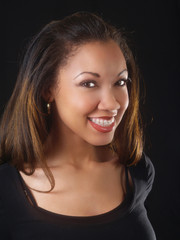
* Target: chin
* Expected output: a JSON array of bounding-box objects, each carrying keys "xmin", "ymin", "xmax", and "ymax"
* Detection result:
[{"xmin": 87, "ymin": 135, "xmax": 114, "ymax": 146}]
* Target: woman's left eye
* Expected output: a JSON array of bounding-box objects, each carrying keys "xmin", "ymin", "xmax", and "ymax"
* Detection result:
[{"xmin": 115, "ymin": 79, "xmax": 128, "ymax": 86}]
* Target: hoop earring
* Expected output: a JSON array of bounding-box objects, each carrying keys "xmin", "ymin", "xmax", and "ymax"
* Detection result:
[{"xmin": 47, "ymin": 103, "xmax": 51, "ymax": 115}]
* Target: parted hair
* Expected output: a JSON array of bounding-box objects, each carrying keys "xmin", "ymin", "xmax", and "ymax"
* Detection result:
[{"xmin": 0, "ymin": 12, "xmax": 143, "ymax": 190}]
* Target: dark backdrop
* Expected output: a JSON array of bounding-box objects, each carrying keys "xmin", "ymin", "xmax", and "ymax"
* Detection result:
[{"xmin": 2, "ymin": 1, "xmax": 180, "ymax": 239}]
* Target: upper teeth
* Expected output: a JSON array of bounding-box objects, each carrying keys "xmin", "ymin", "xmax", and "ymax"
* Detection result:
[{"xmin": 90, "ymin": 117, "xmax": 115, "ymax": 127}]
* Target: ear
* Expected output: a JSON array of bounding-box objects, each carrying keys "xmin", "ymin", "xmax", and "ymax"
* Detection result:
[{"xmin": 41, "ymin": 86, "xmax": 54, "ymax": 103}]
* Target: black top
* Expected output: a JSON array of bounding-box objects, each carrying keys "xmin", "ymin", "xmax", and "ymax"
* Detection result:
[{"xmin": 0, "ymin": 153, "xmax": 156, "ymax": 240}]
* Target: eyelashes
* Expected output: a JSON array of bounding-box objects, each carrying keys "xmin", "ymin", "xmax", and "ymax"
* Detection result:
[
  {"xmin": 114, "ymin": 78, "xmax": 131, "ymax": 87},
  {"xmin": 79, "ymin": 78, "xmax": 131, "ymax": 88},
  {"xmin": 80, "ymin": 80, "xmax": 96, "ymax": 88}
]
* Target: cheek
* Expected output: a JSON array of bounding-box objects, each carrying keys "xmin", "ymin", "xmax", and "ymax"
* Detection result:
[
  {"xmin": 119, "ymin": 88, "xmax": 129, "ymax": 111},
  {"xmin": 116, "ymin": 89, "xmax": 129, "ymax": 123},
  {"xmin": 123, "ymin": 92, "xmax": 129, "ymax": 110},
  {"xmin": 54, "ymin": 88, "xmax": 98, "ymax": 119}
]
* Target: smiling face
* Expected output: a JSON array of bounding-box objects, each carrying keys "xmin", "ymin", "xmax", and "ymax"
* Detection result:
[{"xmin": 49, "ymin": 40, "xmax": 129, "ymax": 146}]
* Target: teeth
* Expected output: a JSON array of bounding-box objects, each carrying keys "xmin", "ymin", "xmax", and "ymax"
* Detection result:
[{"xmin": 90, "ymin": 117, "xmax": 114, "ymax": 127}]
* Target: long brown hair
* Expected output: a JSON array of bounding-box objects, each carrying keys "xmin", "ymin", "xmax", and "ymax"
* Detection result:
[{"xmin": 0, "ymin": 12, "xmax": 143, "ymax": 189}]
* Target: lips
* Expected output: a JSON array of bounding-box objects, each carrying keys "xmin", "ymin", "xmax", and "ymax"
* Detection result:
[{"xmin": 88, "ymin": 117, "xmax": 115, "ymax": 133}]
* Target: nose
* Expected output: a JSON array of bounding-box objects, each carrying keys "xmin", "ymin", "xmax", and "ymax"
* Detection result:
[{"xmin": 98, "ymin": 89, "xmax": 120, "ymax": 111}]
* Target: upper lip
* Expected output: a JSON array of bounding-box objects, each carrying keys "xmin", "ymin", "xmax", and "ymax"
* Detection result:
[{"xmin": 88, "ymin": 115, "xmax": 116, "ymax": 120}]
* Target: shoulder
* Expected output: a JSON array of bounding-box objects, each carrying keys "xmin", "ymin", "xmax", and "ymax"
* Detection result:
[
  {"xmin": 128, "ymin": 153, "xmax": 155, "ymax": 200},
  {"xmin": 134, "ymin": 153, "xmax": 154, "ymax": 181},
  {"xmin": 0, "ymin": 162, "xmax": 15, "ymax": 180},
  {"xmin": 0, "ymin": 162, "xmax": 18, "ymax": 196},
  {"xmin": 0, "ymin": 163, "xmax": 16, "ymax": 236},
  {"xmin": 0, "ymin": 162, "xmax": 11, "ymax": 175}
]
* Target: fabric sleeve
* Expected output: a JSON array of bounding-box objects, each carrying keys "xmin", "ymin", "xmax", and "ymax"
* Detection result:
[
  {"xmin": 0, "ymin": 197, "xmax": 11, "ymax": 239},
  {"xmin": 144, "ymin": 154, "xmax": 155, "ymax": 194},
  {"xmin": 0, "ymin": 164, "xmax": 12, "ymax": 239},
  {"xmin": 140, "ymin": 153, "xmax": 155, "ymax": 202},
  {"xmin": 129, "ymin": 153, "xmax": 155, "ymax": 203}
]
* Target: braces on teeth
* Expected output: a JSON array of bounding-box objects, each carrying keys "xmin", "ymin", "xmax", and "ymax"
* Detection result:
[{"xmin": 90, "ymin": 118, "xmax": 114, "ymax": 127}]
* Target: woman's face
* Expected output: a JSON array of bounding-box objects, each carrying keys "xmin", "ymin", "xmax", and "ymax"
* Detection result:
[{"xmin": 50, "ymin": 40, "xmax": 129, "ymax": 146}]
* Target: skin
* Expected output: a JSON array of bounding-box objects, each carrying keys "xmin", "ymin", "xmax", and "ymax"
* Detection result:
[
  {"xmin": 46, "ymin": 40, "xmax": 129, "ymax": 165},
  {"xmin": 20, "ymin": 40, "xmax": 131, "ymax": 216}
]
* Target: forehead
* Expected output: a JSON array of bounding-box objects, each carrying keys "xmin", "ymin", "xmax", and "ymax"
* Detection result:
[{"xmin": 59, "ymin": 40, "xmax": 127, "ymax": 77}]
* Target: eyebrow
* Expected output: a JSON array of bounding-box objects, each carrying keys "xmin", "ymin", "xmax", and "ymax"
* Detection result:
[{"xmin": 74, "ymin": 69, "xmax": 128, "ymax": 79}]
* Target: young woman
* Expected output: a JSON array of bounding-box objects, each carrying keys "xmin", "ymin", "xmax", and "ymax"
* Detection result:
[{"xmin": 0, "ymin": 12, "xmax": 156, "ymax": 239}]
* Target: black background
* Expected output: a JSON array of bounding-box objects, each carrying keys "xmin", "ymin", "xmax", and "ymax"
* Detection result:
[{"xmin": 1, "ymin": 0, "xmax": 180, "ymax": 239}]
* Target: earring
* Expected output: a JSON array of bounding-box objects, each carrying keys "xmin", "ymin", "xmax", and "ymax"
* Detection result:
[{"xmin": 47, "ymin": 102, "xmax": 51, "ymax": 115}]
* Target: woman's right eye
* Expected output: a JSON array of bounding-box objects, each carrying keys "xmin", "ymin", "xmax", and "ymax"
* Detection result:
[{"xmin": 80, "ymin": 81, "xmax": 96, "ymax": 88}]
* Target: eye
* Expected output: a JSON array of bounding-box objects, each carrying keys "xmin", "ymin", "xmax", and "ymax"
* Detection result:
[
  {"xmin": 80, "ymin": 81, "xmax": 96, "ymax": 88},
  {"xmin": 115, "ymin": 78, "xmax": 130, "ymax": 87}
]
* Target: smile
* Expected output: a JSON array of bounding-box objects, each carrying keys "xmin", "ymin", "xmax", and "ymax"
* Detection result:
[
  {"xmin": 88, "ymin": 117, "xmax": 115, "ymax": 133},
  {"xmin": 89, "ymin": 117, "xmax": 115, "ymax": 127}
]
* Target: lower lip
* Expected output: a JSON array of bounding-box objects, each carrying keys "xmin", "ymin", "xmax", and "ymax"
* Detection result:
[{"xmin": 88, "ymin": 119, "xmax": 115, "ymax": 133}]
